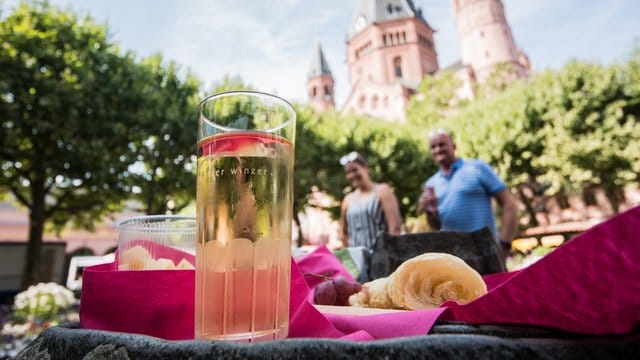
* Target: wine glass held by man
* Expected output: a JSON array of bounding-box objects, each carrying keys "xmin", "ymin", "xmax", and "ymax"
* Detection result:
[{"xmin": 339, "ymin": 152, "xmax": 402, "ymax": 251}]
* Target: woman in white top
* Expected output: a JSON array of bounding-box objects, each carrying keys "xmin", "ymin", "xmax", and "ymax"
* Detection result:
[{"xmin": 339, "ymin": 152, "xmax": 402, "ymax": 250}]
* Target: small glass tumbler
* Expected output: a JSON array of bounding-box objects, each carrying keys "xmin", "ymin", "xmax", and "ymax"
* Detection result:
[{"xmin": 117, "ymin": 215, "xmax": 196, "ymax": 271}]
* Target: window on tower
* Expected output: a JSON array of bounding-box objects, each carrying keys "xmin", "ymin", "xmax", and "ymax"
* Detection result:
[
  {"xmin": 324, "ymin": 85, "xmax": 331, "ymax": 97},
  {"xmin": 312, "ymin": 87, "xmax": 317, "ymax": 97},
  {"xmin": 419, "ymin": 34, "xmax": 432, "ymax": 49},
  {"xmin": 393, "ymin": 56, "xmax": 403, "ymax": 78},
  {"xmin": 371, "ymin": 95, "xmax": 379, "ymax": 110},
  {"xmin": 355, "ymin": 41, "xmax": 373, "ymax": 59},
  {"xmin": 358, "ymin": 95, "xmax": 366, "ymax": 109}
]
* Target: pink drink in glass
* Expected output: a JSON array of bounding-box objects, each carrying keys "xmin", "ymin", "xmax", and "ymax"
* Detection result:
[{"xmin": 196, "ymin": 131, "xmax": 293, "ymax": 341}]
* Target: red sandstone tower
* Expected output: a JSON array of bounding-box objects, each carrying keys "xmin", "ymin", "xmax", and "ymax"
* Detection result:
[
  {"xmin": 307, "ymin": 42, "xmax": 335, "ymax": 113},
  {"xmin": 307, "ymin": 0, "xmax": 531, "ymax": 120},
  {"xmin": 452, "ymin": 0, "xmax": 530, "ymax": 82},
  {"xmin": 342, "ymin": 0, "xmax": 438, "ymax": 122}
]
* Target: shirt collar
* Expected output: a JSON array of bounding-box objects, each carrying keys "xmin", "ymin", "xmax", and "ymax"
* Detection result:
[{"xmin": 438, "ymin": 158, "xmax": 463, "ymax": 179}]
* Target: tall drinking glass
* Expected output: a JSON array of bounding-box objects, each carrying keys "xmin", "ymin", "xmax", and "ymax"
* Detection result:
[{"xmin": 196, "ymin": 91, "xmax": 296, "ymax": 342}]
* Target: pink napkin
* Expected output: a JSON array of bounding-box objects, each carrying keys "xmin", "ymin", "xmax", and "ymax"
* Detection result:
[
  {"xmin": 324, "ymin": 308, "xmax": 447, "ymax": 339},
  {"xmin": 291, "ymin": 245, "xmax": 445, "ymax": 340},
  {"xmin": 481, "ymin": 270, "xmax": 519, "ymax": 291},
  {"xmin": 288, "ymin": 258, "xmax": 345, "ymax": 339},
  {"xmin": 296, "ymin": 205, "xmax": 640, "ymax": 337},
  {"xmin": 295, "ymin": 245, "xmax": 355, "ymax": 287},
  {"xmin": 80, "ymin": 243, "xmax": 369, "ymax": 341},
  {"xmin": 442, "ymin": 205, "xmax": 640, "ymax": 334},
  {"xmin": 81, "ymin": 206, "xmax": 640, "ymax": 341},
  {"xmin": 80, "ymin": 261, "xmax": 195, "ymax": 340}
]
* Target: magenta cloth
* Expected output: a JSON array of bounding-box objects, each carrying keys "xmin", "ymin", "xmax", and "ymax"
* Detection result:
[
  {"xmin": 80, "ymin": 245, "xmax": 353, "ymax": 341},
  {"xmin": 325, "ymin": 308, "xmax": 447, "ymax": 339},
  {"xmin": 295, "ymin": 245, "xmax": 355, "ymax": 288},
  {"xmin": 442, "ymin": 205, "xmax": 640, "ymax": 334},
  {"xmin": 288, "ymin": 257, "xmax": 442, "ymax": 341},
  {"xmin": 290, "ymin": 245, "xmax": 445, "ymax": 340},
  {"xmin": 288, "ymin": 259, "xmax": 345, "ymax": 338},
  {"xmin": 338, "ymin": 330, "xmax": 375, "ymax": 341},
  {"xmin": 81, "ymin": 207, "xmax": 640, "ymax": 341},
  {"xmin": 80, "ymin": 261, "xmax": 195, "ymax": 340},
  {"xmin": 482, "ymin": 270, "xmax": 519, "ymax": 291}
]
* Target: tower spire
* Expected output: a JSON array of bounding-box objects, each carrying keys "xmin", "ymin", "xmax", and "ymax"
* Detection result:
[
  {"xmin": 453, "ymin": 0, "xmax": 530, "ymax": 82},
  {"xmin": 308, "ymin": 42, "xmax": 332, "ymax": 79},
  {"xmin": 307, "ymin": 42, "xmax": 335, "ymax": 113}
]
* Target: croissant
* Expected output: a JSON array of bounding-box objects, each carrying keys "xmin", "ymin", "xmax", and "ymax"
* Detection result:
[
  {"xmin": 349, "ymin": 252, "xmax": 487, "ymax": 310},
  {"xmin": 348, "ymin": 277, "xmax": 395, "ymax": 309}
]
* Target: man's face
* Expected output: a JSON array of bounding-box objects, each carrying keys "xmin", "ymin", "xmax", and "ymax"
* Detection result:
[{"xmin": 429, "ymin": 134, "xmax": 456, "ymax": 167}]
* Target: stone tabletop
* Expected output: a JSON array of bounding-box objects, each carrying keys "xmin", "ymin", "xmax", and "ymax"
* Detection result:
[{"xmin": 17, "ymin": 322, "xmax": 640, "ymax": 359}]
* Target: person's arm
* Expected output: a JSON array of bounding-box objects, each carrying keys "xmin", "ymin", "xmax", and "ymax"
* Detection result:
[
  {"xmin": 476, "ymin": 161, "xmax": 516, "ymax": 246},
  {"xmin": 339, "ymin": 195, "xmax": 350, "ymax": 248},
  {"xmin": 494, "ymin": 188, "xmax": 517, "ymax": 248},
  {"xmin": 377, "ymin": 184, "xmax": 403, "ymax": 235}
]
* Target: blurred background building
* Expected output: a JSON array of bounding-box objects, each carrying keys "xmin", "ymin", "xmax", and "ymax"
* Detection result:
[{"xmin": 307, "ymin": 0, "xmax": 531, "ymax": 121}]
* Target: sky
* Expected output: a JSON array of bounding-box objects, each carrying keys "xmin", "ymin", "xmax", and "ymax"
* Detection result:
[{"xmin": 2, "ymin": 0, "xmax": 639, "ymax": 106}]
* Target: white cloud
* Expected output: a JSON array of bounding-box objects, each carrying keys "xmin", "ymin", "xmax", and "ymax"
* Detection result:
[
  {"xmin": 160, "ymin": 0, "xmax": 349, "ymax": 104},
  {"xmin": 4, "ymin": 0, "xmax": 638, "ymax": 108}
]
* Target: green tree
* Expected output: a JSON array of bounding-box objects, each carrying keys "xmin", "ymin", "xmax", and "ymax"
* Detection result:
[
  {"xmin": 293, "ymin": 107, "xmax": 435, "ymax": 239},
  {"xmin": 205, "ymin": 75, "xmax": 251, "ymax": 95},
  {"xmin": 406, "ymin": 51, "xmax": 640, "ymax": 227},
  {"xmin": 0, "ymin": 1, "xmax": 149, "ymax": 287},
  {"xmin": 406, "ymin": 70, "xmax": 462, "ymax": 127},
  {"xmin": 125, "ymin": 56, "xmax": 201, "ymax": 215},
  {"xmin": 440, "ymin": 58, "xmax": 640, "ymax": 223},
  {"xmin": 534, "ymin": 61, "xmax": 639, "ymax": 212},
  {"xmin": 443, "ymin": 80, "xmax": 547, "ymax": 226}
]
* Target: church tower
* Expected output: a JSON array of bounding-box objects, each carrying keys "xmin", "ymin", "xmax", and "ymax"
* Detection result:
[
  {"xmin": 453, "ymin": 0, "xmax": 530, "ymax": 82},
  {"xmin": 307, "ymin": 42, "xmax": 335, "ymax": 113},
  {"xmin": 342, "ymin": 0, "xmax": 438, "ymax": 121}
]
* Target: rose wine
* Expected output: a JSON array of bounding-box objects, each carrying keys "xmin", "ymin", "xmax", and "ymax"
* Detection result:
[{"xmin": 196, "ymin": 131, "xmax": 293, "ymax": 341}]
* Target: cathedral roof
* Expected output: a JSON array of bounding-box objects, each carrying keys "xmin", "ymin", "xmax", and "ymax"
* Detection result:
[
  {"xmin": 308, "ymin": 42, "xmax": 332, "ymax": 79},
  {"xmin": 348, "ymin": 0, "xmax": 430, "ymax": 39}
]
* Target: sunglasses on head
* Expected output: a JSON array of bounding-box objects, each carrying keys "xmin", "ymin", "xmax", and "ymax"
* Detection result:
[{"xmin": 340, "ymin": 151, "xmax": 360, "ymax": 166}]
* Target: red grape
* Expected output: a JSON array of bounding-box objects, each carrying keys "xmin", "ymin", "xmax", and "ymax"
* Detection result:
[
  {"xmin": 314, "ymin": 280, "xmax": 337, "ymax": 305},
  {"xmin": 332, "ymin": 275, "xmax": 363, "ymax": 306}
]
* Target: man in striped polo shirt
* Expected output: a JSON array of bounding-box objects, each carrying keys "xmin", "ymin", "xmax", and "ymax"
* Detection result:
[{"xmin": 418, "ymin": 130, "xmax": 517, "ymax": 252}]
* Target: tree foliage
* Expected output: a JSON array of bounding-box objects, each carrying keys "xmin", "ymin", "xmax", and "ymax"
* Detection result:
[
  {"xmin": 125, "ymin": 56, "xmax": 200, "ymax": 215},
  {"xmin": 1, "ymin": 1, "xmax": 140, "ymax": 287},
  {"xmin": 406, "ymin": 70, "xmax": 461, "ymax": 127},
  {"xmin": 0, "ymin": 1, "xmax": 199, "ymax": 287},
  {"xmin": 407, "ymin": 56, "xmax": 640, "ymax": 223},
  {"xmin": 3, "ymin": 2, "xmax": 639, "ymax": 286},
  {"xmin": 294, "ymin": 108, "xmax": 436, "ymax": 223}
]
